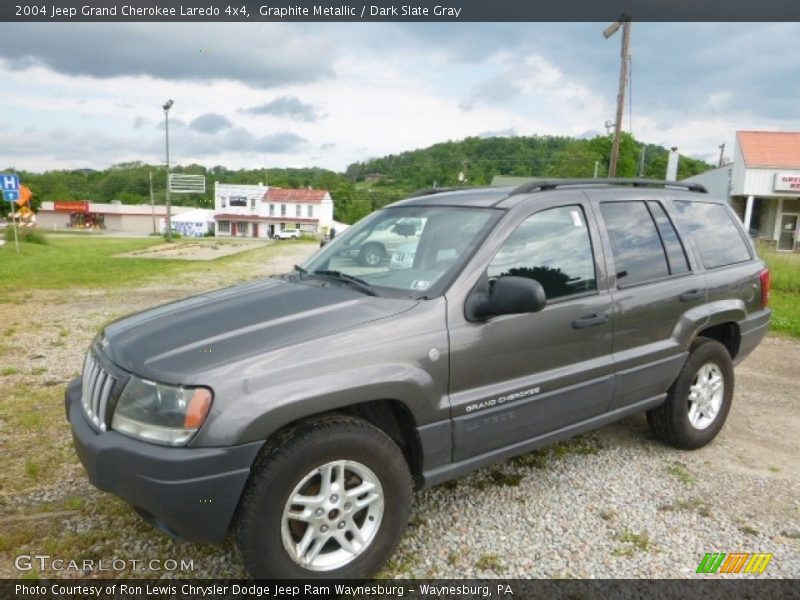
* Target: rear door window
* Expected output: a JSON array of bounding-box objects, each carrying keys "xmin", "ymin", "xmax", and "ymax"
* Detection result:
[
  {"xmin": 647, "ymin": 201, "xmax": 690, "ymax": 275},
  {"xmin": 672, "ymin": 201, "xmax": 751, "ymax": 269},
  {"xmin": 600, "ymin": 201, "xmax": 671, "ymax": 286}
]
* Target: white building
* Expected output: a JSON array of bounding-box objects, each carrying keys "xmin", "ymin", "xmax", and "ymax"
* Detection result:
[
  {"xmin": 213, "ymin": 182, "xmax": 334, "ymax": 238},
  {"xmin": 684, "ymin": 131, "xmax": 800, "ymax": 251},
  {"xmin": 36, "ymin": 200, "xmax": 194, "ymax": 233},
  {"xmin": 162, "ymin": 208, "xmax": 215, "ymax": 238}
]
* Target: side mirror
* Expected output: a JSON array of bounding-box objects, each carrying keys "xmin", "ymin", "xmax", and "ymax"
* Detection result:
[{"xmin": 465, "ymin": 276, "xmax": 546, "ymax": 322}]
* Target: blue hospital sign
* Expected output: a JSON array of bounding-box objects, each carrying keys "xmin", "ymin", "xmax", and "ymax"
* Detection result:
[{"xmin": 1, "ymin": 173, "xmax": 20, "ymax": 202}]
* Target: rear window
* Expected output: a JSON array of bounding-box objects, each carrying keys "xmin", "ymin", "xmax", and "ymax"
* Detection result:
[{"xmin": 673, "ymin": 201, "xmax": 751, "ymax": 269}]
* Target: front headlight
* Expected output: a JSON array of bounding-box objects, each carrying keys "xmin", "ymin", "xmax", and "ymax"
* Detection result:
[{"xmin": 111, "ymin": 376, "xmax": 213, "ymax": 446}]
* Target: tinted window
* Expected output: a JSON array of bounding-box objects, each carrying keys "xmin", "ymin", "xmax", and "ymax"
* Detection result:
[
  {"xmin": 673, "ymin": 201, "xmax": 751, "ymax": 269},
  {"xmin": 647, "ymin": 201, "xmax": 690, "ymax": 275},
  {"xmin": 601, "ymin": 202, "xmax": 670, "ymax": 285},
  {"xmin": 488, "ymin": 206, "xmax": 596, "ymax": 301}
]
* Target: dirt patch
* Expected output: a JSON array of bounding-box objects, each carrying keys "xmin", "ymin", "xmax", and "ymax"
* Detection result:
[{"xmin": 117, "ymin": 240, "xmax": 266, "ymax": 261}]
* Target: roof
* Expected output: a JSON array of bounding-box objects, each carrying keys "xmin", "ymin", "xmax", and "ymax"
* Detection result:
[
  {"xmin": 737, "ymin": 131, "xmax": 800, "ymax": 168},
  {"xmin": 389, "ymin": 187, "xmax": 515, "ymax": 209},
  {"xmin": 263, "ymin": 188, "xmax": 330, "ymax": 203}
]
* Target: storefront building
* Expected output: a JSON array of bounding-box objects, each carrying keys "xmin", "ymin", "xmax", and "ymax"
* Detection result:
[
  {"xmin": 684, "ymin": 131, "xmax": 800, "ymax": 251},
  {"xmin": 213, "ymin": 182, "xmax": 334, "ymax": 238},
  {"xmin": 37, "ymin": 201, "xmax": 195, "ymax": 234}
]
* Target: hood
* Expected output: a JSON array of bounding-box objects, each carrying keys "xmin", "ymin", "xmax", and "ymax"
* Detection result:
[{"xmin": 101, "ymin": 278, "xmax": 417, "ymax": 383}]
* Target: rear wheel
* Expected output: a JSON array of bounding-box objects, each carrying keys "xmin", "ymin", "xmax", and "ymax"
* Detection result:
[
  {"xmin": 236, "ymin": 415, "xmax": 412, "ymax": 579},
  {"xmin": 647, "ymin": 338, "xmax": 734, "ymax": 450}
]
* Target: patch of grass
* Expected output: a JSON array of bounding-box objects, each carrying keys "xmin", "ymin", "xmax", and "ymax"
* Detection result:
[
  {"xmin": 408, "ymin": 515, "xmax": 428, "ymax": 528},
  {"xmin": 442, "ymin": 480, "xmax": 459, "ymax": 491},
  {"xmin": 769, "ymin": 291, "xmax": 800, "ymax": 338},
  {"xmin": 5, "ymin": 228, "xmax": 48, "ymax": 245},
  {"xmin": 475, "ymin": 553, "xmax": 504, "ymax": 573},
  {"xmin": 763, "ymin": 250, "xmax": 800, "ymax": 294},
  {"xmin": 658, "ymin": 497, "xmax": 712, "ymax": 517},
  {"xmin": 599, "ymin": 509, "xmax": 615, "ymax": 521},
  {"xmin": 510, "ymin": 448, "xmax": 549, "ymax": 469},
  {"xmin": 666, "ymin": 461, "xmax": 697, "ymax": 486},
  {"xmin": 0, "ymin": 237, "xmax": 185, "ymax": 295},
  {"xmin": 18, "ymin": 411, "xmax": 43, "ymax": 431},
  {"xmin": 768, "ymin": 465, "xmax": 781, "ymax": 473},
  {"xmin": 25, "ymin": 461, "xmax": 41, "ymax": 479},
  {"xmin": 614, "ymin": 530, "xmax": 650, "ymax": 556},
  {"xmin": 488, "ymin": 470, "xmax": 523, "ymax": 487},
  {"xmin": 1, "ymin": 383, "xmax": 77, "ymax": 495},
  {"xmin": 552, "ymin": 435, "xmax": 602, "ymax": 457},
  {"xmin": 29, "ymin": 367, "xmax": 47, "ymax": 376},
  {"xmin": 1, "ymin": 367, "xmax": 19, "ymax": 376},
  {"xmin": 739, "ymin": 525, "xmax": 759, "ymax": 536},
  {"xmin": 780, "ymin": 530, "xmax": 800, "ymax": 539}
]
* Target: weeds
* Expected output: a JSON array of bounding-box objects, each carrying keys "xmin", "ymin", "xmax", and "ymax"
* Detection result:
[{"xmin": 666, "ymin": 461, "xmax": 697, "ymax": 485}]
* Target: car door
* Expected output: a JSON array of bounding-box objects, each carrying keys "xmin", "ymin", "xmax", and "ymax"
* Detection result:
[
  {"xmin": 594, "ymin": 195, "xmax": 707, "ymax": 410},
  {"xmin": 447, "ymin": 200, "xmax": 614, "ymax": 462}
]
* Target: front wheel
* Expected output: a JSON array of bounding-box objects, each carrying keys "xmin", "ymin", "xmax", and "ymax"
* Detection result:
[
  {"xmin": 235, "ymin": 415, "xmax": 412, "ymax": 579},
  {"xmin": 647, "ymin": 338, "xmax": 734, "ymax": 450},
  {"xmin": 359, "ymin": 244, "xmax": 385, "ymax": 267}
]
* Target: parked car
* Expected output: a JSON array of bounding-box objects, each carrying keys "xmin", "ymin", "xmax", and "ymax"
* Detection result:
[
  {"xmin": 337, "ymin": 217, "xmax": 423, "ymax": 266},
  {"xmin": 274, "ymin": 229, "xmax": 302, "ymax": 240},
  {"xmin": 66, "ymin": 179, "xmax": 770, "ymax": 579}
]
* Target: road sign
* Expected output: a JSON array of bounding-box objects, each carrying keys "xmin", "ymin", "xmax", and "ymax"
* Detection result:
[
  {"xmin": 169, "ymin": 174, "xmax": 206, "ymax": 194},
  {"xmin": 1, "ymin": 173, "xmax": 20, "ymax": 202}
]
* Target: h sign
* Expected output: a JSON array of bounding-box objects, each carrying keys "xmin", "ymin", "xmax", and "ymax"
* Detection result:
[{"xmin": 1, "ymin": 173, "xmax": 20, "ymax": 202}]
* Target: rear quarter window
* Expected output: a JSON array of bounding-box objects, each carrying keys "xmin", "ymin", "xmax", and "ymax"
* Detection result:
[{"xmin": 672, "ymin": 201, "xmax": 752, "ymax": 269}]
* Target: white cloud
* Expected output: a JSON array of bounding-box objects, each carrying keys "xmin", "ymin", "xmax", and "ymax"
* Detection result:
[{"xmin": 0, "ymin": 23, "xmax": 798, "ymax": 173}]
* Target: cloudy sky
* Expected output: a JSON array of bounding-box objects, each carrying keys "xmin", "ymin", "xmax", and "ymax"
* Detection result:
[{"xmin": 0, "ymin": 22, "xmax": 798, "ymax": 173}]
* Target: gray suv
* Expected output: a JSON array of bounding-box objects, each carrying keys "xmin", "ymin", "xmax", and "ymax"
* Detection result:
[{"xmin": 66, "ymin": 179, "xmax": 771, "ymax": 579}]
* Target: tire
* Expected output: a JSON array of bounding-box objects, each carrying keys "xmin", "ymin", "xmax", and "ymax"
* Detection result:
[
  {"xmin": 359, "ymin": 244, "xmax": 385, "ymax": 267},
  {"xmin": 235, "ymin": 415, "xmax": 413, "ymax": 579},
  {"xmin": 647, "ymin": 338, "xmax": 734, "ymax": 450}
]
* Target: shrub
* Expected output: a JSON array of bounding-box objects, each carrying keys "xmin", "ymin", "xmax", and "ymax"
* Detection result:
[{"xmin": 4, "ymin": 227, "xmax": 48, "ymax": 245}]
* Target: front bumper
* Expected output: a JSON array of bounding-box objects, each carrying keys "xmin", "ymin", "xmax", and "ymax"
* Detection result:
[{"xmin": 65, "ymin": 378, "xmax": 263, "ymax": 543}]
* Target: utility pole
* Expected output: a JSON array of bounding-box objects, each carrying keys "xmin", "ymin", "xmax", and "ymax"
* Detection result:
[
  {"xmin": 163, "ymin": 99, "xmax": 174, "ymax": 242},
  {"xmin": 604, "ymin": 15, "xmax": 631, "ymax": 178},
  {"xmin": 149, "ymin": 171, "xmax": 156, "ymax": 234},
  {"xmin": 718, "ymin": 143, "xmax": 726, "ymax": 167},
  {"xmin": 638, "ymin": 146, "xmax": 646, "ymax": 177}
]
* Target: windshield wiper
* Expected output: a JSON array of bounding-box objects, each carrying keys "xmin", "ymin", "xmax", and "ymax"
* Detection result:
[{"xmin": 312, "ymin": 270, "xmax": 377, "ymax": 296}]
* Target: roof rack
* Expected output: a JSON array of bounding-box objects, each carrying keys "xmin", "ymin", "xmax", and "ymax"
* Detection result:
[
  {"xmin": 509, "ymin": 178, "xmax": 708, "ymax": 196},
  {"xmin": 407, "ymin": 186, "xmax": 477, "ymax": 198}
]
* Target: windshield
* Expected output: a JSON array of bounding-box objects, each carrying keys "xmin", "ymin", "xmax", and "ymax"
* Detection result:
[{"xmin": 300, "ymin": 205, "xmax": 499, "ymax": 298}]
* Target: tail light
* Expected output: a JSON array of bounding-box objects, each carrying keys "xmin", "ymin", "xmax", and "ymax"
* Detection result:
[{"xmin": 759, "ymin": 269, "xmax": 770, "ymax": 309}]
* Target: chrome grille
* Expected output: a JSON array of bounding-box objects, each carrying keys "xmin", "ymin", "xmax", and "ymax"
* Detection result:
[{"xmin": 81, "ymin": 352, "xmax": 115, "ymax": 432}]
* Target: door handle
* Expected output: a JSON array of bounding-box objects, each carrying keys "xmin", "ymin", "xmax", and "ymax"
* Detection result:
[
  {"xmin": 573, "ymin": 313, "xmax": 608, "ymax": 329},
  {"xmin": 679, "ymin": 289, "xmax": 703, "ymax": 302}
]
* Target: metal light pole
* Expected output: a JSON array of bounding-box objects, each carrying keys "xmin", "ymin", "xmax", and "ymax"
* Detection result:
[
  {"xmin": 163, "ymin": 99, "xmax": 174, "ymax": 242},
  {"xmin": 603, "ymin": 16, "xmax": 631, "ymax": 178}
]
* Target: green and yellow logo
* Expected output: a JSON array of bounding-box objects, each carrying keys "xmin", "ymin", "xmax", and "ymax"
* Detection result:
[{"xmin": 696, "ymin": 552, "xmax": 773, "ymax": 574}]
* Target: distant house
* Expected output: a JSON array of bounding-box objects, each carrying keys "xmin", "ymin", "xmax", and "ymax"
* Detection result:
[
  {"xmin": 213, "ymin": 182, "xmax": 334, "ymax": 239},
  {"xmin": 684, "ymin": 130, "xmax": 800, "ymax": 251}
]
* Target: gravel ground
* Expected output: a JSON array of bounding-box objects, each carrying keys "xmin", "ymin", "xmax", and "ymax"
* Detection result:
[{"xmin": 1, "ymin": 240, "xmax": 798, "ymax": 579}]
